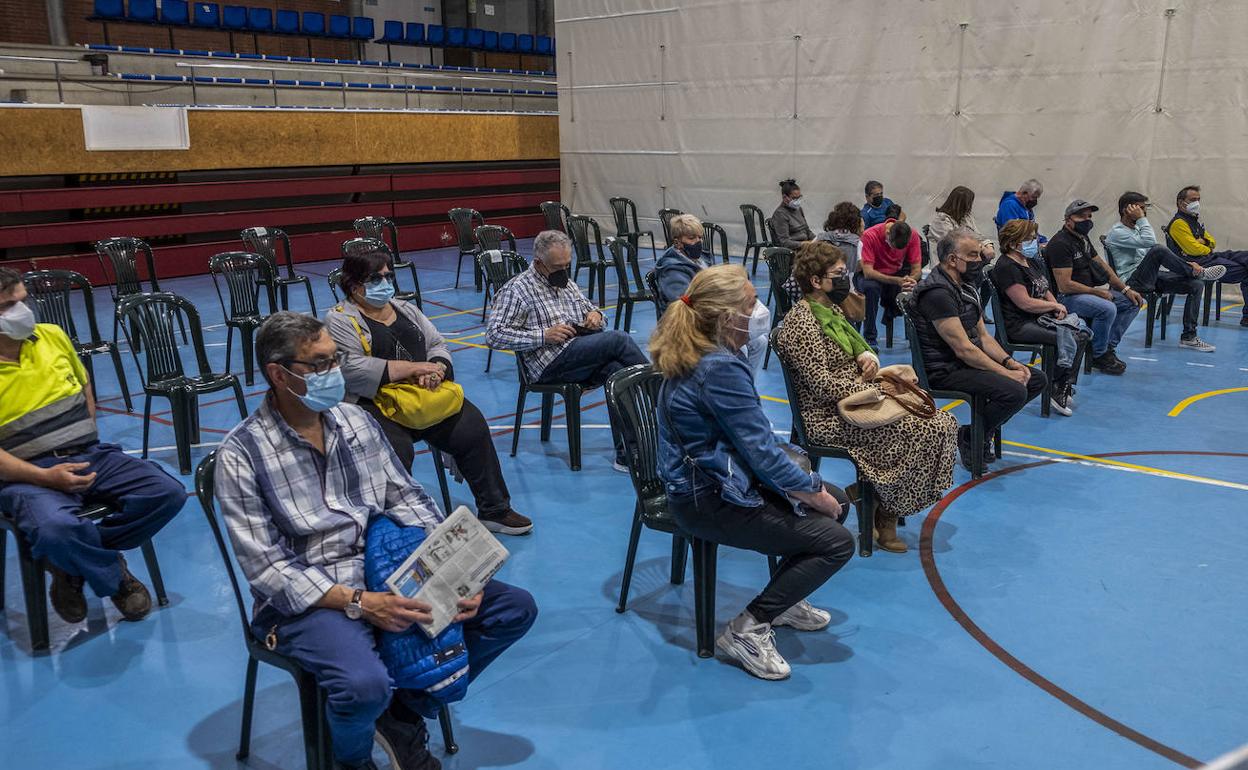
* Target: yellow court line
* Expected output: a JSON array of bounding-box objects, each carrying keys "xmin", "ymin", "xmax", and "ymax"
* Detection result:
[
  {"xmin": 1167, "ymin": 387, "xmax": 1248, "ymax": 417},
  {"xmin": 429, "ymin": 306, "xmax": 484, "ymax": 320},
  {"xmin": 1001, "ymin": 439, "xmax": 1248, "ymax": 490},
  {"xmin": 1220, "ymin": 301, "xmax": 1244, "ymax": 312}
]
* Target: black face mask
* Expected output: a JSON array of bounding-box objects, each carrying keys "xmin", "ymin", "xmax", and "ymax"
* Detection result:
[
  {"xmin": 681, "ymin": 241, "xmax": 704, "ymax": 262},
  {"xmin": 828, "ymin": 276, "xmax": 852, "ymax": 303},
  {"xmin": 544, "ymin": 267, "xmax": 570, "ymax": 289},
  {"xmin": 1023, "ymin": 198, "xmax": 1038, "ymax": 210},
  {"xmin": 1073, "ymin": 219, "xmax": 1094, "ymax": 236},
  {"xmin": 960, "ymin": 259, "xmax": 984, "ymax": 284},
  {"xmin": 870, "ymin": 194, "xmax": 884, "ymax": 207}
]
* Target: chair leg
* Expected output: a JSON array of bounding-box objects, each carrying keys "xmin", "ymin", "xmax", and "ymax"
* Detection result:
[
  {"xmin": 224, "ymin": 326, "xmax": 235, "ymax": 376},
  {"xmin": 232, "ymin": 379, "xmax": 249, "ymax": 419},
  {"xmin": 170, "ymin": 393, "xmax": 192, "ymax": 475},
  {"xmin": 1202, "ymin": 281, "xmax": 1213, "ymax": 326},
  {"xmin": 430, "ymin": 449, "xmax": 453, "ymax": 514},
  {"xmin": 858, "ymin": 479, "xmax": 875, "ymax": 557},
  {"xmin": 616, "ymin": 502, "xmax": 645, "ymax": 613},
  {"xmin": 565, "ymin": 389, "xmax": 582, "ymax": 471},
  {"xmin": 509, "ymin": 388, "xmax": 526, "ymax": 457},
  {"xmin": 295, "ymin": 673, "xmax": 326, "ymax": 770},
  {"xmin": 1145, "ymin": 299, "xmax": 1156, "ymax": 348},
  {"xmin": 237, "ymin": 656, "xmax": 259, "ymax": 760},
  {"xmin": 763, "ymin": 344, "xmax": 772, "ymax": 370},
  {"xmin": 539, "ymin": 393, "xmax": 554, "ymax": 443},
  {"xmin": 1039, "ymin": 349, "xmax": 1053, "ymax": 418},
  {"xmin": 885, "ymin": 318, "xmax": 894, "ymax": 349},
  {"xmin": 455, "ymin": 253, "xmax": 465, "ymax": 289},
  {"xmin": 438, "ymin": 707, "xmax": 458, "ymax": 755},
  {"xmin": 670, "ymin": 534, "xmax": 688, "ymax": 585},
  {"xmin": 241, "ymin": 328, "xmax": 256, "ymax": 387},
  {"xmin": 141, "ymin": 395, "xmax": 153, "ymax": 459},
  {"xmin": 970, "ymin": 402, "xmax": 985, "ymax": 479},
  {"xmin": 108, "ymin": 345, "xmax": 133, "ymax": 412},
  {"xmin": 767, "ymin": 555, "xmax": 780, "ymax": 576},
  {"xmin": 995, "ymin": 427, "xmax": 1003, "ymax": 459},
  {"xmin": 303, "ymin": 279, "xmax": 318, "ymax": 318},
  {"xmin": 15, "ymin": 539, "xmax": 49, "ymax": 652},
  {"xmin": 0, "ymin": 529, "xmax": 6, "ymax": 610},
  {"xmin": 624, "ymin": 300, "xmax": 634, "ymax": 333},
  {"xmin": 140, "ymin": 540, "xmax": 169, "ymax": 606},
  {"xmin": 484, "ymin": 345, "xmax": 494, "ymax": 373},
  {"xmin": 691, "ymin": 538, "xmax": 718, "ymax": 659}
]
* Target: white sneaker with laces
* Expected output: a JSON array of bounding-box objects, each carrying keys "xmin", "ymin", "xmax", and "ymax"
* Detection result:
[
  {"xmin": 715, "ymin": 611, "xmax": 791, "ymax": 680},
  {"xmin": 1179, "ymin": 335, "xmax": 1216, "ymax": 353},
  {"xmin": 772, "ymin": 600, "xmax": 832, "ymax": 631},
  {"xmin": 1199, "ymin": 264, "xmax": 1228, "ymax": 281}
]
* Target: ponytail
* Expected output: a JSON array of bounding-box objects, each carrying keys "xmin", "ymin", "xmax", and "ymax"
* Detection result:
[{"xmin": 649, "ymin": 264, "xmax": 750, "ymax": 378}]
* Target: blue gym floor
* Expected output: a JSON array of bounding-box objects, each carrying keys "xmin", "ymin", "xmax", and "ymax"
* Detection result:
[{"xmin": 3, "ymin": 240, "xmax": 1246, "ymax": 770}]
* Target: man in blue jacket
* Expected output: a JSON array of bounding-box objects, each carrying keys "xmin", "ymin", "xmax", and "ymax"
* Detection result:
[
  {"xmin": 995, "ymin": 179, "xmax": 1046, "ymax": 241},
  {"xmin": 861, "ymin": 180, "xmax": 896, "ymax": 228}
]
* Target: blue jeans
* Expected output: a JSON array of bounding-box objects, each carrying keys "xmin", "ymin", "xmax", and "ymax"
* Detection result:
[
  {"xmin": 1057, "ymin": 291, "xmax": 1140, "ymax": 357},
  {"xmin": 251, "ymin": 579, "xmax": 537, "ymax": 765},
  {"xmin": 0, "ymin": 442, "xmax": 185, "ymax": 597}
]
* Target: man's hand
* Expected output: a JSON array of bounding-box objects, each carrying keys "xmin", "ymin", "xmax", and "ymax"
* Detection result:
[
  {"xmin": 856, "ymin": 353, "xmax": 879, "ymax": 380},
  {"xmin": 41, "ymin": 462, "xmax": 96, "ymax": 493},
  {"xmin": 583, "ymin": 310, "xmax": 605, "ymax": 329},
  {"xmin": 1052, "ymin": 304, "xmax": 1068, "ymax": 320},
  {"xmin": 1124, "ymin": 287, "xmax": 1144, "ymax": 307},
  {"xmin": 452, "ymin": 591, "xmax": 484, "ymax": 623},
  {"xmin": 1094, "ymin": 287, "xmax": 1113, "ymax": 301},
  {"xmin": 543, "ymin": 323, "xmax": 577, "ymax": 344},
  {"xmin": 1005, "ymin": 364, "xmax": 1030, "ymax": 386},
  {"xmin": 1188, "ymin": 261, "xmax": 1204, "ymax": 276},
  {"xmin": 899, "ymin": 276, "xmax": 917, "ymax": 290},
  {"xmin": 361, "ymin": 592, "xmax": 433, "ymax": 633},
  {"xmin": 1126, "ymin": 202, "xmax": 1146, "ymax": 221}
]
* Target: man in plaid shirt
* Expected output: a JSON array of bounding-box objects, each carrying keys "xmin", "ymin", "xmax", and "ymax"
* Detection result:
[
  {"xmin": 215, "ymin": 312, "xmax": 536, "ymax": 770},
  {"xmin": 486, "ymin": 230, "xmax": 647, "ymax": 468}
]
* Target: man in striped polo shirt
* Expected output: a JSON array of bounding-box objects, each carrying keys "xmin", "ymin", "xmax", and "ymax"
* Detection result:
[{"xmin": 0, "ymin": 267, "xmax": 185, "ymax": 626}]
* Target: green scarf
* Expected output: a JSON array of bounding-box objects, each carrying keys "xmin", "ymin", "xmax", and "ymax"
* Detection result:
[{"xmin": 807, "ymin": 299, "xmax": 870, "ymax": 358}]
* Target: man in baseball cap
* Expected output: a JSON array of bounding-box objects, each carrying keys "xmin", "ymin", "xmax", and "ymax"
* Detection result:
[{"xmin": 1046, "ymin": 199, "xmax": 1142, "ymax": 375}]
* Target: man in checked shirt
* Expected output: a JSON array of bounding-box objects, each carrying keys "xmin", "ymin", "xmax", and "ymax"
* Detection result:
[
  {"xmin": 485, "ymin": 230, "xmax": 647, "ymax": 470},
  {"xmin": 215, "ymin": 312, "xmax": 536, "ymax": 770}
]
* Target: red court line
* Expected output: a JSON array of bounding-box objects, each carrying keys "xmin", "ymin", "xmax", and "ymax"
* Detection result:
[
  {"xmin": 920, "ymin": 450, "xmax": 1248, "ymax": 769},
  {"xmin": 95, "ymin": 404, "xmax": 231, "ymax": 435}
]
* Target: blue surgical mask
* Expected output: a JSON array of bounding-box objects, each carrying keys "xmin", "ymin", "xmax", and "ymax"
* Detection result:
[
  {"xmin": 364, "ymin": 277, "xmax": 395, "ymax": 307},
  {"xmin": 789, "ymin": 197, "xmax": 803, "ymax": 209},
  {"xmin": 1021, "ymin": 240, "xmax": 1039, "ymax": 258},
  {"xmin": 287, "ymin": 366, "xmax": 345, "ymax": 412}
]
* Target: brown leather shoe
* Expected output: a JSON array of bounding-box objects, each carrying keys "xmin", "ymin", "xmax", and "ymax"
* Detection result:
[
  {"xmin": 49, "ymin": 565, "xmax": 87, "ymax": 623},
  {"xmin": 874, "ymin": 509, "xmax": 908, "ymax": 554},
  {"xmin": 110, "ymin": 555, "xmax": 152, "ymax": 621},
  {"xmin": 480, "ymin": 510, "xmax": 533, "ymax": 536}
]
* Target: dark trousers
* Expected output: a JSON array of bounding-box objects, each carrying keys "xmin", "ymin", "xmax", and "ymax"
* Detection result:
[
  {"xmin": 537, "ymin": 331, "xmax": 648, "ymax": 460},
  {"xmin": 857, "ymin": 270, "xmax": 907, "ymax": 344},
  {"xmin": 250, "ymin": 579, "xmax": 537, "ymax": 765},
  {"xmin": 1125, "ymin": 245, "xmax": 1204, "ymax": 336},
  {"xmin": 1198, "ymin": 250, "xmax": 1248, "ymax": 317},
  {"xmin": 0, "ymin": 442, "xmax": 185, "ymax": 597},
  {"xmin": 930, "ymin": 365, "xmax": 1047, "ymax": 438},
  {"xmin": 669, "ymin": 487, "xmax": 854, "ymax": 625},
  {"xmin": 360, "ymin": 398, "xmax": 512, "ymax": 519}
]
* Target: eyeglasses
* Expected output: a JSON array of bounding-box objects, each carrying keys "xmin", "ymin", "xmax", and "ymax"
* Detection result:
[
  {"xmin": 365, "ymin": 271, "xmax": 394, "ymax": 284},
  {"xmin": 283, "ymin": 350, "xmax": 347, "ymax": 376}
]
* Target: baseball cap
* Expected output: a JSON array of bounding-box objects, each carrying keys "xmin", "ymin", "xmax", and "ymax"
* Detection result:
[{"xmin": 1064, "ymin": 199, "xmax": 1099, "ymax": 218}]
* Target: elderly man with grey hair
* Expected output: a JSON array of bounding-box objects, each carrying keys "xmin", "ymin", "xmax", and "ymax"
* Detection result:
[
  {"xmin": 908, "ymin": 229, "xmax": 1046, "ymax": 473},
  {"xmin": 214, "ymin": 311, "xmax": 537, "ymax": 770},
  {"xmin": 995, "ymin": 178, "xmax": 1046, "ymax": 243},
  {"xmin": 486, "ymin": 229, "xmax": 647, "ymax": 470}
]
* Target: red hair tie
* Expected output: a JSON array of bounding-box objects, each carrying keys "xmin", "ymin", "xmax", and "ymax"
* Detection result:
[{"xmin": 679, "ymin": 295, "xmax": 692, "ymax": 306}]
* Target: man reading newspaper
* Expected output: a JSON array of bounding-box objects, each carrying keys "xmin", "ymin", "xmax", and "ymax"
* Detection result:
[{"xmin": 215, "ymin": 312, "xmax": 537, "ymax": 770}]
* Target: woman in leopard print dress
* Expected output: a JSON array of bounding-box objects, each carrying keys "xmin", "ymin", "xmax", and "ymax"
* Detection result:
[{"xmin": 774, "ymin": 242, "xmax": 958, "ymax": 553}]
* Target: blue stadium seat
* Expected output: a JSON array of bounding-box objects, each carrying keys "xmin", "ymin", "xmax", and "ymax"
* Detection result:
[
  {"xmin": 160, "ymin": 0, "xmax": 188, "ymax": 25},
  {"xmin": 426, "ymin": 24, "xmax": 445, "ymax": 46},
  {"xmin": 92, "ymin": 0, "xmax": 124, "ymax": 19},
  {"xmin": 128, "ymin": 0, "xmax": 157, "ymax": 22},
  {"xmin": 246, "ymin": 7, "xmax": 272, "ymax": 32},
  {"xmin": 482, "ymin": 30, "xmax": 498, "ymax": 51},
  {"xmin": 446, "ymin": 27, "xmax": 466, "ymax": 47},
  {"xmin": 499, "ymin": 32, "xmax": 516, "ymax": 52},
  {"xmin": 351, "ymin": 17, "xmax": 374, "ymax": 40},
  {"xmin": 518, "ymin": 34, "xmax": 534, "ymax": 53},
  {"xmin": 466, "ymin": 28, "xmax": 484, "ymax": 48},
  {"xmin": 221, "ymin": 6, "xmax": 246, "ymax": 30},
  {"xmin": 536, "ymin": 35, "xmax": 552, "ymax": 55},
  {"xmin": 328, "ymin": 15, "xmax": 350, "ymax": 38},
  {"xmin": 275, "ymin": 9, "xmax": 299, "ymax": 34},
  {"xmin": 192, "ymin": 3, "xmax": 220, "ymax": 28},
  {"xmin": 405, "ymin": 22, "xmax": 425, "ymax": 44},
  {"xmin": 378, "ymin": 20, "xmax": 403, "ymax": 42},
  {"xmin": 301, "ymin": 12, "xmax": 326, "ymax": 36}
]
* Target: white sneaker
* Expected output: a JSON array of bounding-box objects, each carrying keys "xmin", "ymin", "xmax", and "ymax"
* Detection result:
[
  {"xmin": 1199, "ymin": 264, "xmax": 1228, "ymax": 281},
  {"xmin": 1179, "ymin": 335, "xmax": 1216, "ymax": 353},
  {"xmin": 772, "ymin": 599, "xmax": 832, "ymax": 631},
  {"xmin": 715, "ymin": 611, "xmax": 791, "ymax": 680}
]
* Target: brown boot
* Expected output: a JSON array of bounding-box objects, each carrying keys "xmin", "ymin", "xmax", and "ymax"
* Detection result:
[
  {"xmin": 49, "ymin": 565, "xmax": 88, "ymax": 623},
  {"xmin": 110, "ymin": 555, "xmax": 152, "ymax": 622},
  {"xmin": 874, "ymin": 509, "xmax": 907, "ymax": 554}
]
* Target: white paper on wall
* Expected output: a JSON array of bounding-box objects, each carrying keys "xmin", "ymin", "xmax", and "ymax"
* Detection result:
[{"xmin": 81, "ymin": 106, "xmax": 190, "ymax": 151}]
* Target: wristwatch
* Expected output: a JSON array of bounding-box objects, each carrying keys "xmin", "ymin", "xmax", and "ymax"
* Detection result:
[
  {"xmin": 345, "ymin": 588, "xmax": 364, "ymax": 620},
  {"xmin": 1001, "ymin": 356, "xmax": 1014, "ymax": 368}
]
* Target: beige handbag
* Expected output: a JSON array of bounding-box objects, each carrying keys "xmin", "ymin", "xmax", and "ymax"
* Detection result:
[{"xmin": 836, "ymin": 364, "xmax": 938, "ymax": 429}]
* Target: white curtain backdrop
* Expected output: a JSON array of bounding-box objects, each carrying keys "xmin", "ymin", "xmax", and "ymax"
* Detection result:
[{"xmin": 555, "ymin": 0, "xmax": 1248, "ymax": 251}]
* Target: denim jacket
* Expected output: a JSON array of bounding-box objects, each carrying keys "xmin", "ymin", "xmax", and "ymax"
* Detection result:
[{"xmin": 657, "ymin": 348, "xmax": 822, "ymax": 508}]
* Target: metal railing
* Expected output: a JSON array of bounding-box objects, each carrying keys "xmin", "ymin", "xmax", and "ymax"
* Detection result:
[{"xmin": 0, "ymin": 54, "xmax": 80, "ymax": 102}]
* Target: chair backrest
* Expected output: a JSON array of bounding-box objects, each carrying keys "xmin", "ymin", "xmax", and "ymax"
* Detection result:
[
  {"xmin": 327, "ymin": 268, "xmax": 343, "ymax": 303},
  {"xmin": 354, "ymin": 216, "xmax": 400, "ymax": 258},
  {"xmin": 645, "ymin": 269, "xmax": 664, "ymax": 317},
  {"xmin": 210, "ymin": 251, "xmax": 274, "ymax": 321},
  {"xmin": 116, "ymin": 292, "xmax": 211, "ymax": 384},
  {"xmin": 540, "ymin": 200, "xmax": 570, "ymax": 233},
  {"xmin": 475, "ymin": 224, "xmax": 517, "ymax": 254},
  {"xmin": 740, "ymin": 204, "xmax": 769, "ymax": 246},
  {"xmin": 239, "ymin": 226, "xmax": 294, "ymax": 276},
  {"xmin": 448, "ymin": 208, "xmax": 484, "ymax": 252},
  {"xmin": 763, "ymin": 246, "xmax": 795, "ymax": 320},
  {"xmin": 22, "ymin": 269, "xmax": 103, "ymax": 346},
  {"xmin": 476, "ymin": 249, "xmax": 527, "ymax": 297},
  {"xmin": 605, "ymin": 364, "xmax": 669, "ymax": 520},
  {"xmin": 607, "ymin": 238, "xmax": 639, "ymax": 295},
  {"xmin": 95, "ymin": 236, "xmax": 158, "ymax": 297},
  {"xmin": 658, "ymin": 208, "xmax": 683, "ymax": 245},
  {"xmin": 566, "ymin": 215, "xmax": 604, "ymax": 270},
  {"xmin": 768, "ymin": 327, "xmax": 812, "ymax": 447},
  {"xmin": 1098, "ymin": 234, "xmax": 1120, "ymax": 273},
  {"xmin": 608, "ymin": 197, "xmax": 640, "ymax": 236},
  {"xmin": 702, "ymin": 221, "xmax": 730, "ymax": 264},
  {"xmin": 194, "ymin": 451, "xmax": 259, "ymax": 643},
  {"xmin": 766, "ymin": 217, "xmax": 781, "ymax": 245},
  {"xmin": 896, "ymin": 291, "xmax": 935, "ymax": 390}
]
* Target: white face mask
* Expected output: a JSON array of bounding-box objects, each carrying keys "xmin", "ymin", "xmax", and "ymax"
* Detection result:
[
  {"xmin": 788, "ymin": 197, "xmax": 803, "ymax": 209},
  {"xmin": 1186, "ymin": 200, "xmax": 1200, "ymax": 216},
  {"xmin": 0, "ymin": 301, "xmax": 36, "ymax": 341}
]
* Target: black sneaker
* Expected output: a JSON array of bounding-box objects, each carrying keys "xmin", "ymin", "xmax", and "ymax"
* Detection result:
[
  {"xmin": 1050, "ymin": 388, "xmax": 1073, "ymax": 417},
  {"xmin": 1107, "ymin": 349, "xmax": 1128, "ymax": 370},
  {"xmin": 49, "ymin": 565, "xmax": 87, "ymax": 624},
  {"xmin": 982, "ymin": 441, "xmax": 997, "ymax": 464},
  {"xmin": 110, "ymin": 555, "xmax": 152, "ymax": 622},
  {"xmin": 375, "ymin": 706, "xmax": 441, "ymax": 770},
  {"xmin": 1240, "ymin": 315, "xmax": 1248, "ymax": 327},
  {"xmin": 480, "ymin": 509, "xmax": 533, "ymax": 536},
  {"xmin": 1090, "ymin": 352, "xmax": 1126, "ymax": 375}
]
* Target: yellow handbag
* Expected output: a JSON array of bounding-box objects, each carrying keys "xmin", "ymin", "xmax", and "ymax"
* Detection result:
[{"xmin": 342, "ymin": 309, "xmax": 464, "ymax": 430}]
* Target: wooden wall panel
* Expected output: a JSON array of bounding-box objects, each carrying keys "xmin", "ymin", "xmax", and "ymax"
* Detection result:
[{"xmin": 0, "ymin": 107, "xmax": 559, "ymax": 177}]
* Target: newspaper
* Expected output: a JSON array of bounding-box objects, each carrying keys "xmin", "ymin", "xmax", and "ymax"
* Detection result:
[{"xmin": 384, "ymin": 506, "xmax": 510, "ymax": 638}]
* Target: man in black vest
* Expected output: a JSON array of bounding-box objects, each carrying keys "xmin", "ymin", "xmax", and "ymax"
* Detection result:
[
  {"xmin": 1165, "ymin": 185, "xmax": 1248, "ymax": 327},
  {"xmin": 911, "ymin": 229, "xmax": 1046, "ymax": 471}
]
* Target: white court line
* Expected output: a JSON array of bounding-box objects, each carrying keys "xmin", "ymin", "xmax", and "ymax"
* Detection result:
[
  {"xmin": 1127, "ymin": 356, "xmax": 1158, "ymax": 362},
  {"xmin": 1186, "ymin": 362, "xmax": 1216, "ymax": 368},
  {"xmin": 1002, "ymin": 450, "xmax": 1248, "ymax": 492},
  {"xmin": 1241, "ymin": 368, "xmax": 1248, "ymax": 373},
  {"xmin": 489, "ymin": 423, "xmax": 612, "ymax": 430},
  {"xmin": 123, "ymin": 441, "xmax": 220, "ymax": 455}
]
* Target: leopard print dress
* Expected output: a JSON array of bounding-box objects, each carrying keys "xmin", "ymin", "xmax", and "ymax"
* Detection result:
[{"xmin": 775, "ymin": 301, "xmax": 959, "ymax": 518}]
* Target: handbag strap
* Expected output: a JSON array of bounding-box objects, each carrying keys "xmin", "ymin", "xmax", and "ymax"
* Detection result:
[
  {"xmin": 877, "ymin": 372, "xmax": 938, "ymax": 418},
  {"xmin": 338, "ymin": 305, "xmax": 373, "ymax": 357}
]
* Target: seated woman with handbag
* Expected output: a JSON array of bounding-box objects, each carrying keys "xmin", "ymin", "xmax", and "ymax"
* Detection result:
[
  {"xmin": 652, "ymin": 263, "xmax": 855, "ymax": 681},
  {"xmin": 326, "ymin": 244, "xmax": 533, "ymax": 535},
  {"xmin": 773, "ymin": 246, "xmax": 958, "ymax": 553}
]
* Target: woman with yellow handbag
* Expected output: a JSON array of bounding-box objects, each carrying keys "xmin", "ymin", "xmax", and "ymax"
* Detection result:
[{"xmin": 325, "ymin": 243, "xmax": 533, "ymax": 535}]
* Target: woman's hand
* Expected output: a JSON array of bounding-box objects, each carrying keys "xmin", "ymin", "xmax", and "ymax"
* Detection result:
[
  {"xmin": 1052, "ymin": 304, "xmax": 1068, "ymax": 319},
  {"xmin": 791, "ymin": 487, "xmax": 843, "ymax": 519},
  {"xmin": 857, "ymin": 352, "xmax": 879, "ymax": 380}
]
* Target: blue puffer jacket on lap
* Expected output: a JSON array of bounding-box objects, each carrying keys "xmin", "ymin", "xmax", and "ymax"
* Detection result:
[{"xmin": 364, "ymin": 515, "xmax": 469, "ymax": 705}]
